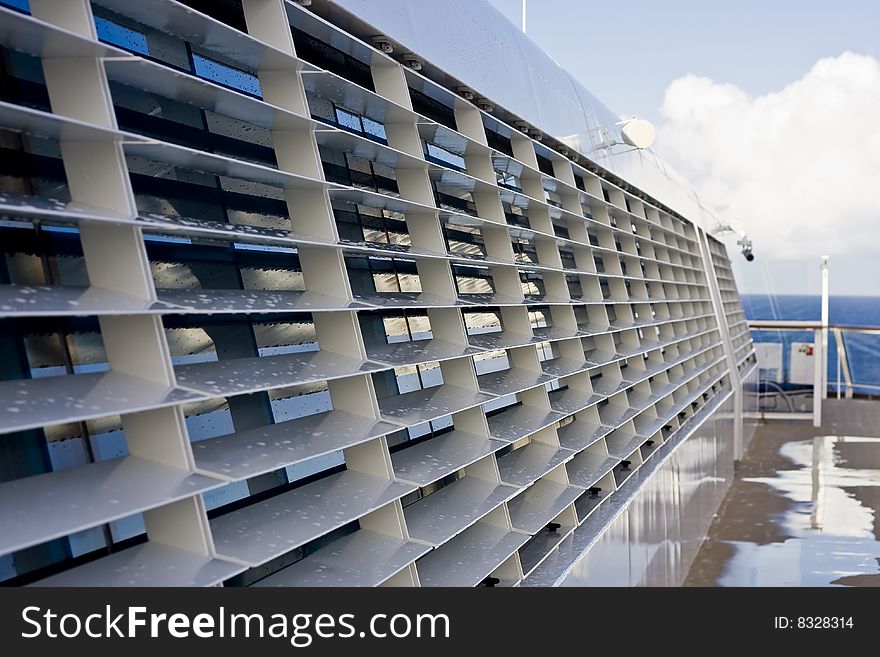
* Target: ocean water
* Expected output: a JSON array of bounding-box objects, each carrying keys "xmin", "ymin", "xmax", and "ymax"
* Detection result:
[{"xmin": 741, "ymin": 295, "xmax": 880, "ymax": 393}]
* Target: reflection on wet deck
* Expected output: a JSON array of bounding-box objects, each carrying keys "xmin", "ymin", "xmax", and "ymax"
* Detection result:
[{"xmin": 686, "ymin": 399, "xmax": 880, "ymax": 586}]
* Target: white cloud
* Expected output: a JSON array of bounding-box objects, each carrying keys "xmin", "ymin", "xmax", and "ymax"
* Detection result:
[{"xmin": 656, "ymin": 52, "xmax": 880, "ymax": 262}]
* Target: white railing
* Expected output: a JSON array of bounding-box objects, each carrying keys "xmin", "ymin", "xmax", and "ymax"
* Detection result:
[{"xmin": 748, "ymin": 320, "xmax": 880, "ymax": 427}]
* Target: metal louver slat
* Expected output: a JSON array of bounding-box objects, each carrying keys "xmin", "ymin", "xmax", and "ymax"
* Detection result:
[{"xmin": 0, "ymin": 456, "xmax": 224, "ymax": 555}]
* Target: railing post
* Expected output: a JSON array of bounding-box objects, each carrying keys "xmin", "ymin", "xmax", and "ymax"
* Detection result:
[
  {"xmin": 821, "ymin": 256, "xmax": 830, "ymax": 400},
  {"xmin": 833, "ymin": 327, "xmax": 855, "ymax": 399},
  {"xmin": 813, "ymin": 328, "xmax": 822, "ymax": 427}
]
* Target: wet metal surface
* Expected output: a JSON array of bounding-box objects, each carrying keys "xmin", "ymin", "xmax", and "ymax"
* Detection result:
[
  {"xmin": 534, "ymin": 392, "xmax": 735, "ymax": 586},
  {"xmin": 687, "ymin": 400, "xmax": 880, "ymax": 587}
]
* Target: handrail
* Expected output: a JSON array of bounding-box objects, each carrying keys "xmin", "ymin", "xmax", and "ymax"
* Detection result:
[
  {"xmin": 746, "ymin": 320, "xmax": 880, "ymax": 401},
  {"xmin": 748, "ymin": 320, "xmax": 880, "ymax": 334},
  {"xmin": 748, "ymin": 320, "xmax": 823, "ymax": 330}
]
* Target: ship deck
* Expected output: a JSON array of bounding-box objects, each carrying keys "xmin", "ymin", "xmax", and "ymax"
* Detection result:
[{"xmin": 686, "ymin": 398, "xmax": 880, "ymax": 586}]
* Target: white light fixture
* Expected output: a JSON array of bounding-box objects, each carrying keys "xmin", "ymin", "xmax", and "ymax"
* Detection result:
[
  {"xmin": 737, "ymin": 236, "xmax": 754, "ymax": 261},
  {"xmin": 712, "ymin": 221, "xmax": 756, "ymax": 262}
]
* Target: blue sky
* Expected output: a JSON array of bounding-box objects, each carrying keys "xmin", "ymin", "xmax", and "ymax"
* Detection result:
[
  {"xmin": 488, "ymin": 0, "xmax": 880, "ymax": 124},
  {"xmin": 488, "ymin": 0, "xmax": 880, "ymax": 296}
]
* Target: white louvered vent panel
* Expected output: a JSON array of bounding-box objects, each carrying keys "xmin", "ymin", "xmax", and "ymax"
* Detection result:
[{"xmin": 0, "ymin": 0, "xmax": 741, "ymax": 587}]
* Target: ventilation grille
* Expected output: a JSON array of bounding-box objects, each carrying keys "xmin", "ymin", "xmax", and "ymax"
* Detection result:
[
  {"xmin": 0, "ymin": 0, "xmax": 737, "ymax": 587},
  {"xmin": 707, "ymin": 236, "xmax": 756, "ymax": 374}
]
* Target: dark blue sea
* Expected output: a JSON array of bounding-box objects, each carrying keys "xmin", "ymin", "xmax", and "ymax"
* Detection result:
[{"xmin": 741, "ymin": 295, "xmax": 880, "ymax": 394}]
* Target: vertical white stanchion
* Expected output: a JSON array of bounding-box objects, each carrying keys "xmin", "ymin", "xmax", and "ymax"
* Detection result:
[
  {"xmin": 821, "ymin": 256, "xmax": 830, "ymax": 400},
  {"xmin": 813, "ymin": 328, "xmax": 823, "ymax": 428}
]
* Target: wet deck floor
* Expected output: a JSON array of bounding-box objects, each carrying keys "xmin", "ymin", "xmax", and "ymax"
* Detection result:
[{"xmin": 686, "ymin": 399, "xmax": 880, "ymax": 586}]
